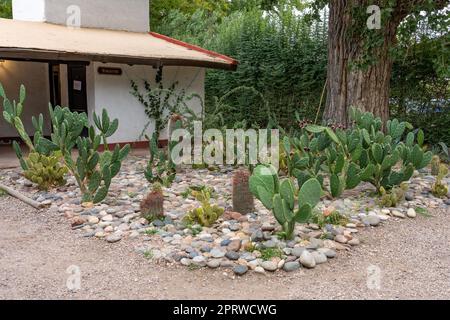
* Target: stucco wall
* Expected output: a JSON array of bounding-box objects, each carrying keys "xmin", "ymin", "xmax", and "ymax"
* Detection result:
[
  {"xmin": 92, "ymin": 63, "xmax": 205, "ymax": 143},
  {"xmin": 12, "ymin": 0, "xmax": 46, "ymax": 22},
  {"xmin": 0, "ymin": 60, "xmax": 51, "ymax": 138},
  {"xmin": 12, "ymin": 0, "xmax": 149, "ymax": 32}
]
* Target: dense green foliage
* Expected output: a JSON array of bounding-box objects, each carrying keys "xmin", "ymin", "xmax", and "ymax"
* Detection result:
[
  {"xmin": 0, "ymin": 0, "xmax": 11, "ymax": 18},
  {"xmin": 153, "ymin": 1, "xmax": 448, "ymax": 146},
  {"xmin": 280, "ymin": 107, "xmax": 433, "ymax": 201},
  {"xmin": 155, "ymin": 7, "xmax": 328, "ymax": 129}
]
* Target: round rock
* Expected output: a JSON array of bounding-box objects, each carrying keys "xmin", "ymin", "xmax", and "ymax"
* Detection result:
[
  {"xmin": 233, "ymin": 265, "xmax": 248, "ymax": 276},
  {"xmin": 283, "ymin": 261, "xmax": 301, "ymax": 272},
  {"xmin": 261, "ymin": 261, "xmax": 278, "ymax": 272},
  {"xmin": 210, "ymin": 249, "xmax": 226, "ymax": 258},
  {"xmin": 407, "ymin": 208, "xmax": 417, "ymax": 218},
  {"xmin": 311, "ymin": 251, "xmax": 327, "ymax": 264},
  {"xmin": 299, "ymin": 251, "xmax": 316, "ymax": 269}
]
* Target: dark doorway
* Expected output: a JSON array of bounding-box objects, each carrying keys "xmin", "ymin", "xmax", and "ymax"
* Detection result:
[
  {"xmin": 67, "ymin": 64, "xmax": 88, "ymax": 136},
  {"xmin": 49, "ymin": 63, "xmax": 61, "ymax": 107},
  {"xmin": 67, "ymin": 64, "xmax": 88, "ymax": 114}
]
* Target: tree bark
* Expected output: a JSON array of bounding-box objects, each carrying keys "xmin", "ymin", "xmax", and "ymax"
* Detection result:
[{"xmin": 323, "ymin": 0, "xmax": 419, "ymax": 126}]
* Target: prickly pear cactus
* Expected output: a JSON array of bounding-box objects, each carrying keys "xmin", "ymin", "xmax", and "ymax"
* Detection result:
[
  {"xmin": 0, "ymin": 84, "xmax": 35, "ymax": 151},
  {"xmin": 249, "ymin": 164, "xmax": 322, "ymax": 240},
  {"xmin": 232, "ymin": 168, "xmax": 255, "ymax": 214},
  {"xmin": 39, "ymin": 106, "xmax": 129, "ymax": 204},
  {"xmin": 93, "ymin": 108, "xmax": 119, "ymax": 151},
  {"xmin": 144, "ymin": 121, "xmax": 181, "ymax": 187}
]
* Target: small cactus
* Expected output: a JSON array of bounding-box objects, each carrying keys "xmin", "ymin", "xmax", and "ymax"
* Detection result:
[
  {"xmin": 23, "ymin": 151, "xmax": 68, "ymax": 191},
  {"xmin": 378, "ymin": 183, "xmax": 408, "ymax": 207},
  {"xmin": 183, "ymin": 190, "xmax": 224, "ymax": 227},
  {"xmin": 140, "ymin": 183, "xmax": 164, "ymax": 221},
  {"xmin": 232, "ymin": 168, "xmax": 255, "ymax": 214},
  {"xmin": 431, "ymin": 155, "xmax": 440, "ymax": 176},
  {"xmin": 431, "ymin": 164, "xmax": 449, "ymax": 198}
]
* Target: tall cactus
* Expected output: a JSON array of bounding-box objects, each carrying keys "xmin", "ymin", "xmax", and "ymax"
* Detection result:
[
  {"xmin": 93, "ymin": 108, "xmax": 119, "ymax": 151},
  {"xmin": 39, "ymin": 105, "xmax": 130, "ymax": 203},
  {"xmin": 144, "ymin": 120, "xmax": 181, "ymax": 187},
  {"xmin": 249, "ymin": 164, "xmax": 322, "ymax": 240},
  {"xmin": 232, "ymin": 168, "xmax": 255, "ymax": 214}
]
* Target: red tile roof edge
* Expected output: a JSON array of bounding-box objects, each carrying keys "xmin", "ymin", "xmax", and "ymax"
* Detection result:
[{"xmin": 149, "ymin": 31, "xmax": 238, "ymax": 67}]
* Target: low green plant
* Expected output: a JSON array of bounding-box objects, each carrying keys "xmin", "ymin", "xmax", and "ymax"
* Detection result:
[
  {"xmin": 183, "ymin": 190, "xmax": 224, "ymax": 227},
  {"xmin": 311, "ymin": 209, "xmax": 349, "ymax": 228},
  {"xmin": 186, "ymin": 224, "xmax": 203, "ymax": 236},
  {"xmin": 143, "ymin": 250, "xmax": 154, "ymax": 259},
  {"xmin": 415, "ymin": 207, "xmax": 433, "ymax": 217},
  {"xmin": 145, "ymin": 228, "xmax": 159, "ymax": 236},
  {"xmin": 249, "ymin": 164, "xmax": 322, "ymax": 240},
  {"xmin": 260, "ymin": 247, "xmax": 283, "ymax": 261}
]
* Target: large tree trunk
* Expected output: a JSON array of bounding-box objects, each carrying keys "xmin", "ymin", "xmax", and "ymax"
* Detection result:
[{"xmin": 323, "ymin": 0, "xmax": 409, "ymax": 126}]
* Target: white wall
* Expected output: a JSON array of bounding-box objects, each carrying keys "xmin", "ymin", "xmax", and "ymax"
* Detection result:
[
  {"xmin": 12, "ymin": 0, "xmax": 150, "ymax": 32},
  {"xmin": 0, "ymin": 61, "xmax": 51, "ymax": 138},
  {"xmin": 92, "ymin": 62, "xmax": 205, "ymax": 143},
  {"xmin": 12, "ymin": 0, "xmax": 46, "ymax": 22}
]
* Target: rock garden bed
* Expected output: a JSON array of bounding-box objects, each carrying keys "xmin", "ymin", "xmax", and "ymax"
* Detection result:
[{"xmin": 1, "ymin": 155, "xmax": 449, "ymax": 276}]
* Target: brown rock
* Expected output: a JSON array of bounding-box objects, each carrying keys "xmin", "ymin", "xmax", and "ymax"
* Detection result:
[
  {"xmin": 308, "ymin": 231, "xmax": 323, "ymax": 239},
  {"xmin": 227, "ymin": 240, "xmax": 242, "ymax": 252},
  {"xmin": 334, "ymin": 234, "xmax": 348, "ymax": 244},
  {"xmin": 71, "ymin": 216, "xmax": 85, "ymax": 228},
  {"xmin": 223, "ymin": 211, "xmax": 242, "ymax": 221}
]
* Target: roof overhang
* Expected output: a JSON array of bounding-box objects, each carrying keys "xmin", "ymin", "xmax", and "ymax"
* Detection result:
[{"xmin": 0, "ymin": 18, "xmax": 238, "ymax": 71}]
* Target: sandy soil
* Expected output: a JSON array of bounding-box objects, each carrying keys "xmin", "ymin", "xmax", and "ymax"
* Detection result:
[{"xmin": 0, "ymin": 195, "xmax": 449, "ymax": 300}]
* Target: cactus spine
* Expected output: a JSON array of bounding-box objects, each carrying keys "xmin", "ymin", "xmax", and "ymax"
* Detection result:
[{"xmin": 232, "ymin": 168, "xmax": 255, "ymax": 214}]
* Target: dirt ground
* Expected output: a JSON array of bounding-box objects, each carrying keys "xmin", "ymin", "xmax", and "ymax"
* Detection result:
[{"xmin": 0, "ymin": 195, "xmax": 449, "ymax": 300}]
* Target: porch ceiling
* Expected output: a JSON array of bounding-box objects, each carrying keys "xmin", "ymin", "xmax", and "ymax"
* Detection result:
[{"xmin": 0, "ymin": 18, "xmax": 238, "ymax": 71}]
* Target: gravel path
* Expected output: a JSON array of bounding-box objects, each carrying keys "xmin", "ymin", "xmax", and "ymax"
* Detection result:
[{"xmin": 0, "ymin": 195, "xmax": 449, "ymax": 300}]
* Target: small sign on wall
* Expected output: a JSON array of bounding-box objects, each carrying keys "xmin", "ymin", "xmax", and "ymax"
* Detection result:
[
  {"xmin": 73, "ymin": 80, "xmax": 82, "ymax": 91},
  {"xmin": 98, "ymin": 67, "xmax": 123, "ymax": 76}
]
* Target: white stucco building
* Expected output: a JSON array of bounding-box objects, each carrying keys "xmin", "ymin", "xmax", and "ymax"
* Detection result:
[{"xmin": 0, "ymin": 0, "xmax": 237, "ymax": 146}]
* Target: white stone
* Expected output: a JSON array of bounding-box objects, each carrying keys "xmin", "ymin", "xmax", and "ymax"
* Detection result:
[{"xmin": 407, "ymin": 208, "xmax": 417, "ymax": 218}]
